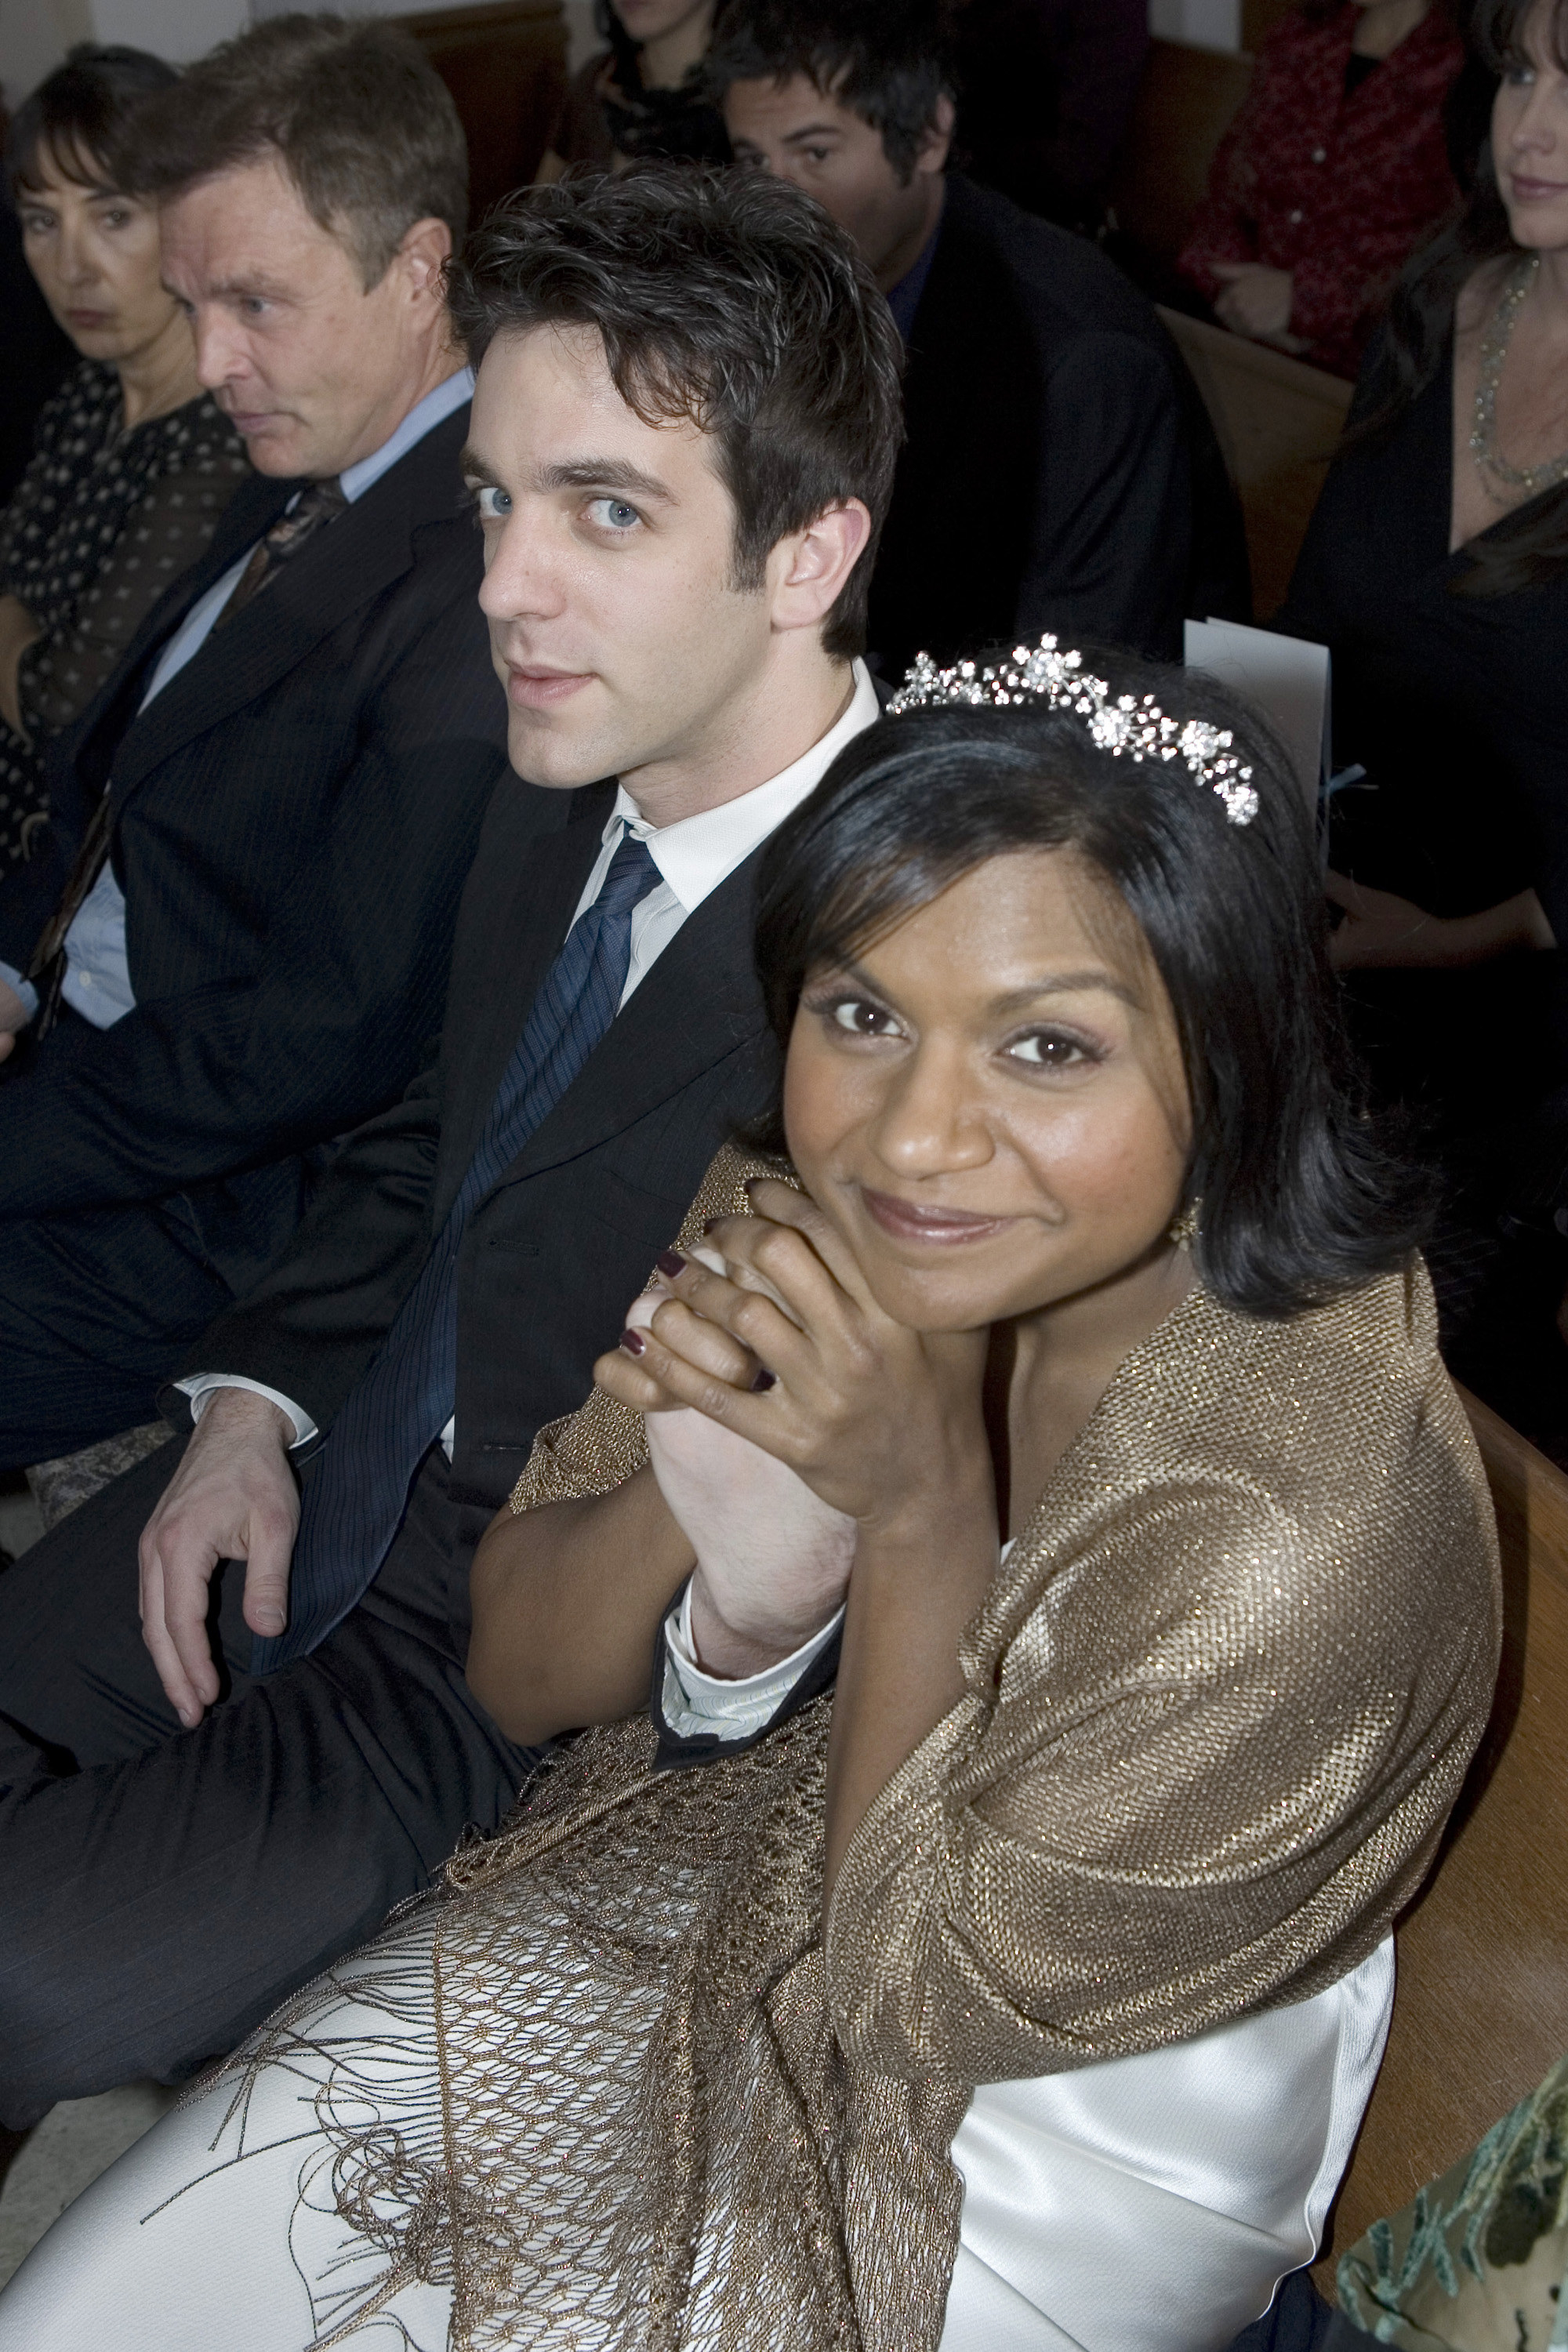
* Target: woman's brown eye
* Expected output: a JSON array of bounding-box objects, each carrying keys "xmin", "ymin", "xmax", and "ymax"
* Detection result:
[
  {"xmin": 1010, "ymin": 1031, "xmax": 1087, "ymax": 1068},
  {"xmin": 829, "ymin": 999, "xmax": 895, "ymax": 1037}
]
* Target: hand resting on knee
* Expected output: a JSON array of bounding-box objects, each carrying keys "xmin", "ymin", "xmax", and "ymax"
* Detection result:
[
  {"xmin": 137, "ymin": 1388, "xmax": 299, "ymax": 1726},
  {"xmin": 0, "ymin": 974, "xmax": 27, "ymax": 1065}
]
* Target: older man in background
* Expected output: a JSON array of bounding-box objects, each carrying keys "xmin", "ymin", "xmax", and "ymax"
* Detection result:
[{"xmin": 0, "ymin": 14, "xmax": 510, "ymax": 1467}]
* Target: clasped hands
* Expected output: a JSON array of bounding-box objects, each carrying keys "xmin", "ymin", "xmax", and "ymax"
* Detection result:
[
  {"xmin": 593, "ymin": 1178, "xmax": 991, "ymax": 1681},
  {"xmin": 133, "ymin": 1181, "xmax": 993, "ymax": 1727}
]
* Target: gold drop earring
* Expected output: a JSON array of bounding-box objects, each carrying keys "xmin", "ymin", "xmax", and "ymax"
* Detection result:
[{"xmin": 1168, "ymin": 1200, "xmax": 1200, "ymax": 1250}]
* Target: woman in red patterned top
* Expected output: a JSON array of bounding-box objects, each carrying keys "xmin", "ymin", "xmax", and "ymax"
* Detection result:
[{"xmin": 1178, "ymin": 0, "xmax": 1464, "ymax": 379}]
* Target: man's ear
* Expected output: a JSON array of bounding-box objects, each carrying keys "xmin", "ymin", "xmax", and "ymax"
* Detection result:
[
  {"xmin": 917, "ymin": 93, "xmax": 955, "ymax": 177},
  {"xmin": 397, "ymin": 215, "xmax": 454, "ymax": 304},
  {"xmin": 768, "ymin": 500, "xmax": 874, "ymax": 636}
]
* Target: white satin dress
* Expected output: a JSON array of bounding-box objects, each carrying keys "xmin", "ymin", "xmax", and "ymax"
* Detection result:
[{"xmin": 0, "ymin": 1582, "xmax": 1392, "ymax": 2352}]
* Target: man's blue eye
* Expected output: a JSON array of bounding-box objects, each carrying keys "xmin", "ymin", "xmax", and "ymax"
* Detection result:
[
  {"xmin": 590, "ymin": 498, "xmax": 641, "ymax": 532},
  {"xmin": 475, "ymin": 485, "xmax": 511, "ymax": 520}
]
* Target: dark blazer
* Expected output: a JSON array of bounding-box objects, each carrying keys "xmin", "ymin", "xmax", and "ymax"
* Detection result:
[
  {"xmin": 180, "ymin": 769, "xmax": 781, "ymax": 1515},
  {"xmin": 868, "ymin": 174, "xmax": 1250, "ymax": 680},
  {"xmin": 0, "ymin": 405, "xmax": 510, "ymax": 1289}
]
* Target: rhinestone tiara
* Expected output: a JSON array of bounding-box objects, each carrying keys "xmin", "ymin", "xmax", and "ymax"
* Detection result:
[{"xmin": 886, "ymin": 634, "xmax": 1259, "ymax": 827}]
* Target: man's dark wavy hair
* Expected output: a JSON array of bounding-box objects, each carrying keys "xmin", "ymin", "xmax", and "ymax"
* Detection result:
[
  {"xmin": 706, "ymin": 0, "xmax": 952, "ymax": 180},
  {"xmin": 107, "ymin": 13, "xmax": 467, "ymax": 289},
  {"xmin": 445, "ymin": 167, "xmax": 905, "ymax": 659},
  {"xmin": 750, "ymin": 653, "xmax": 1429, "ymax": 1319}
]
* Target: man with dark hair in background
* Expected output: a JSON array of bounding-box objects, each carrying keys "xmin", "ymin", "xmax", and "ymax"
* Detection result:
[
  {"xmin": 0, "ymin": 15, "xmax": 510, "ymax": 1466},
  {"xmin": 710, "ymin": 0, "xmax": 1250, "ymax": 680},
  {"xmin": 0, "ymin": 165, "xmax": 902, "ymax": 2125}
]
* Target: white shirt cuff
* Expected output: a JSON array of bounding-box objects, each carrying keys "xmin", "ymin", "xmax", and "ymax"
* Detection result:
[
  {"xmin": 660, "ymin": 1584, "xmax": 843, "ymax": 1745},
  {"xmin": 175, "ymin": 1374, "xmax": 318, "ymax": 1450},
  {"xmin": 0, "ymin": 960, "xmax": 38, "ymax": 1022}
]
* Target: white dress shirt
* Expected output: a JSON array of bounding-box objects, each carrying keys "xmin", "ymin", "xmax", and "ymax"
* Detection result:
[
  {"xmin": 180, "ymin": 659, "xmax": 882, "ymax": 1449},
  {"xmin": 1, "ymin": 368, "xmax": 475, "ymax": 1029},
  {"xmin": 661, "ymin": 1581, "xmax": 844, "ymax": 1744}
]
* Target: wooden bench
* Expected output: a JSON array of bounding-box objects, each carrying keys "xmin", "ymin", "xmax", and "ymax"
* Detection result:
[
  {"xmin": 1108, "ymin": 37, "xmax": 1254, "ymax": 267},
  {"xmin": 397, "ymin": 0, "xmax": 566, "ymax": 223},
  {"xmin": 1159, "ymin": 306, "xmax": 1351, "ymax": 617},
  {"xmin": 1313, "ymin": 1385, "xmax": 1568, "ymax": 2296}
]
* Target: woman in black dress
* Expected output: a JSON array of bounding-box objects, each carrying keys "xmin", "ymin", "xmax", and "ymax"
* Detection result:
[
  {"xmin": 0, "ymin": 45, "xmax": 249, "ymax": 877},
  {"xmin": 1276, "ymin": 0, "xmax": 1568, "ymax": 1425}
]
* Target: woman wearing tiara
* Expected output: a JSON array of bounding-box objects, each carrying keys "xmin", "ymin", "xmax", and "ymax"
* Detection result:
[{"xmin": 0, "ymin": 647, "xmax": 1500, "ymax": 2352}]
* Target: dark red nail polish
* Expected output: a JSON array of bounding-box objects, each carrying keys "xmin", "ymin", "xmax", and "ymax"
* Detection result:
[
  {"xmin": 750, "ymin": 1367, "xmax": 776, "ymax": 1392},
  {"xmin": 619, "ymin": 1328, "xmax": 647, "ymax": 1356},
  {"xmin": 655, "ymin": 1249, "xmax": 685, "ymax": 1277}
]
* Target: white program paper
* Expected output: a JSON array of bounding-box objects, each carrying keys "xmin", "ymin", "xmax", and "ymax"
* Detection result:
[{"xmin": 1184, "ymin": 618, "xmax": 1330, "ymax": 815}]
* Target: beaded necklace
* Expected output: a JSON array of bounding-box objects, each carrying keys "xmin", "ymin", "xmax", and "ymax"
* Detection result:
[{"xmin": 1472, "ymin": 253, "xmax": 1568, "ymax": 502}]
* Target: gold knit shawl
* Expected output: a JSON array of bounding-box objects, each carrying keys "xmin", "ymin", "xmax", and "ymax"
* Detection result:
[{"xmin": 375, "ymin": 1145, "xmax": 1500, "ymax": 2350}]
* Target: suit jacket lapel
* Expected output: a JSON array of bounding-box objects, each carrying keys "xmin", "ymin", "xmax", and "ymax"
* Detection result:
[
  {"xmin": 499, "ymin": 847, "xmax": 768, "ymax": 1187},
  {"xmin": 62, "ymin": 470, "xmax": 296, "ymax": 808},
  {"xmin": 110, "ymin": 408, "xmax": 473, "ymax": 793}
]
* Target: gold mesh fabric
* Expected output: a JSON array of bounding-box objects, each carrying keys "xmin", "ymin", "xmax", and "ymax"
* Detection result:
[{"xmin": 254, "ymin": 1142, "xmax": 1499, "ymax": 2350}]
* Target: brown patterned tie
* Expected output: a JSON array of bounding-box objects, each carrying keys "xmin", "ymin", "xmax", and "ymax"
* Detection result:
[
  {"xmin": 212, "ymin": 474, "xmax": 347, "ymax": 628},
  {"xmin": 27, "ymin": 477, "xmax": 348, "ymax": 1034}
]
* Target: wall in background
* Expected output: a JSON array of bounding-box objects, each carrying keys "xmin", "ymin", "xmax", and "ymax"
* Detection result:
[
  {"xmin": 1, "ymin": 0, "xmax": 244, "ymax": 109},
  {"xmin": 563, "ymin": 0, "xmax": 593, "ymax": 74},
  {"xmin": 1, "ymin": 0, "xmax": 89, "ymax": 113},
  {"xmin": 93, "ymin": 0, "xmax": 247, "ymax": 61},
  {"xmin": 1149, "ymin": 0, "xmax": 1242, "ymax": 51},
  {"xmin": 1, "ymin": 0, "xmax": 583, "ymax": 111},
  {"xmin": 4, "ymin": 0, "xmax": 1258, "ymax": 123}
]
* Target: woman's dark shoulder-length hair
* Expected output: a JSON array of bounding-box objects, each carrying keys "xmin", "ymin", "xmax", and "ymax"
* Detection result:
[
  {"xmin": 1358, "ymin": 0, "xmax": 1568, "ymax": 598},
  {"xmin": 5, "ymin": 44, "xmax": 177, "ymax": 198},
  {"xmin": 750, "ymin": 653, "xmax": 1428, "ymax": 1323}
]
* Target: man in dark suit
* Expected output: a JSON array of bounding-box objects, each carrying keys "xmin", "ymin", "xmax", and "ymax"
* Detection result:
[
  {"xmin": 0, "ymin": 17, "xmax": 511, "ymax": 1466},
  {"xmin": 712, "ymin": 0, "xmax": 1250, "ymax": 679},
  {"xmin": 0, "ymin": 166, "xmax": 902, "ymax": 2125}
]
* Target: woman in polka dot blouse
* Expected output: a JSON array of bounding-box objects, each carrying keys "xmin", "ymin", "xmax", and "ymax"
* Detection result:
[{"xmin": 0, "ymin": 45, "xmax": 249, "ymax": 876}]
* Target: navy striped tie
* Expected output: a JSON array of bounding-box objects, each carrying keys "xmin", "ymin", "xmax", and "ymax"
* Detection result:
[{"xmin": 253, "ymin": 829, "xmax": 661, "ymax": 1671}]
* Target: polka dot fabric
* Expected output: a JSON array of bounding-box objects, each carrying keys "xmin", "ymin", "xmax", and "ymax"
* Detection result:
[{"xmin": 0, "ymin": 361, "xmax": 249, "ymax": 877}]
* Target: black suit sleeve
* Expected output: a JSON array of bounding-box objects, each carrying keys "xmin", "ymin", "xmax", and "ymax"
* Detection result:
[
  {"xmin": 1021, "ymin": 330, "xmax": 1192, "ymax": 660},
  {"xmin": 170, "ymin": 1047, "xmax": 445, "ymax": 1437},
  {"xmin": 0, "ymin": 579, "xmax": 506, "ymax": 1220}
]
